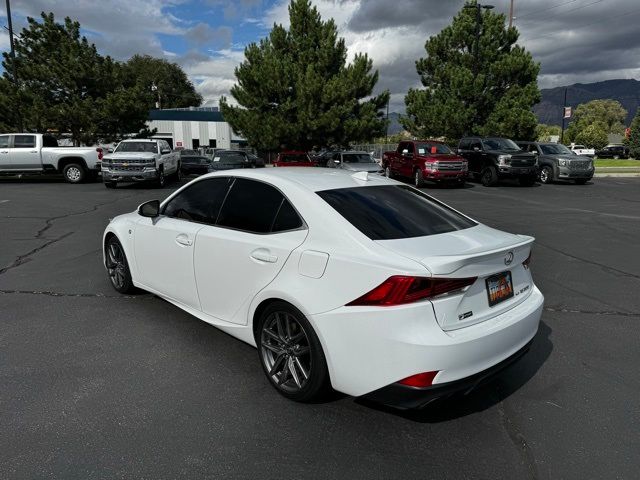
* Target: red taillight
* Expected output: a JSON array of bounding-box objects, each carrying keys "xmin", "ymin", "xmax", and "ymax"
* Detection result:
[
  {"xmin": 523, "ymin": 251, "xmax": 532, "ymax": 269},
  {"xmin": 346, "ymin": 275, "xmax": 477, "ymax": 307},
  {"xmin": 398, "ymin": 371, "xmax": 438, "ymax": 388},
  {"xmin": 96, "ymin": 147, "xmax": 103, "ymax": 160}
]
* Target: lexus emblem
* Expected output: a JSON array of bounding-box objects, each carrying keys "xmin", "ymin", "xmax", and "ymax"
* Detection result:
[{"xmin": 504, "ymin": 251, "xmax": 514, "ymax": 266}]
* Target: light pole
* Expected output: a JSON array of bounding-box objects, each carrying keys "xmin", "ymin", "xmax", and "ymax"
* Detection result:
[
  {"xmin": 463, "ymin": 2, "xmax": 494, "ymax": 78},
  {"xmin": 151, "ymin": 82, "xmax": 161, "ymax": 109},
  {"xmin": 5, "ymin": 0, "xmax": 22, "ymax": 131}
]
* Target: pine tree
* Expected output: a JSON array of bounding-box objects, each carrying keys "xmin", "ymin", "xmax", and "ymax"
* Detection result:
[
  {"xmin": 628, "ymin": 109, "xmax": 640, "ymax": 159},
  {"xmin": 402, "ymin": 1, "xmax": 540, "ymax": 141},
  {"xmin": 220, "ymin": 0, "xmax": 389, "ymax": 151}
]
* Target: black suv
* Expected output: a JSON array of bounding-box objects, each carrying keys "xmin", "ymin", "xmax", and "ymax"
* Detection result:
[
  {"xmin": 517, "ymin": 141, "xmax": 594, "ymax": 185},
  {"xmin": 595, "ymin": 144, "xmax": 629, "ymax": 159},
  {"xmin": 458, "ymin": 137, "xmax": 538, "ymax": 186}
]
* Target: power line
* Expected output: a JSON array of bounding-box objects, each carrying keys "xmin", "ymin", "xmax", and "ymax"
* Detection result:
[
  {"xmin": 516, "ymin": 0, "xmax": 580, "ymax": 19},
  {"xmin": 517, "ymin": 0, "xmax": 605, "ymax": 22},
  {"xmin": 522, "ymin": 6, "xmax": 640, "ymax": 41}
]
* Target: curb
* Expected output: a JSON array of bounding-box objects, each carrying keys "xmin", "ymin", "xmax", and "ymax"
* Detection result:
[{"xmin": 594, "ymin": 172, "xmax": 640, "ymax": 177}]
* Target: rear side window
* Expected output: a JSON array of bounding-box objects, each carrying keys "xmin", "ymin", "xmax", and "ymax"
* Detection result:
[
  {"xmin": 317, "ymin": 185, "xmax": 476, "ymax": 240},
  {"xmin": 0, "ymin": 135, "xmax": 9, "ymax": 148},
  {"xmin": 14, "ymin": 135, "xmax": 36, "ymax": 148},
  {"xmin": 163, "ymin": 177, "xmax": 232, "ymax": 225},
  {"xmin": 43, "ymin": 136, "xmax": 58, "ymax": 147},
  {"xmin": 217, "ymin": 178, "xmax": 303, "ymax": 234}
]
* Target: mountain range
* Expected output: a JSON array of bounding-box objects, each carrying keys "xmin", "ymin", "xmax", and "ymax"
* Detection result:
[{"xmin": 533, "ymin": 79, "xmax": 640, "ymax": 126}]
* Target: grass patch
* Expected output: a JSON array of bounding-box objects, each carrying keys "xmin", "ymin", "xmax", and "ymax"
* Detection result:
[{"xmin": 594, "ymin": 159, "xmax": 639, "ymax": 167}]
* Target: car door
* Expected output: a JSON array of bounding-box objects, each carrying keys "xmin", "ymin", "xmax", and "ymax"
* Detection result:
[
  {"xmin": 468, "ymin": 139, "xmax": 483, "ymax": 174},
  {"xmin": 194, "ymin": 177, "xmax": 308, "ymax": 325},
  {"xmin": 10, "ymin": 134, "xmax": 40, "ymax": 170},
  {"xmin": 133, "ymin": 177, "xmax": 233, "ymax": 309},
  {"xmin": 0, "ymin": 135, "xmax": 11, "ymax": 171}
]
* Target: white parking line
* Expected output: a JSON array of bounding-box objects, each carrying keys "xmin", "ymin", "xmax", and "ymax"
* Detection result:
[{"xmin": 0, "ymin": 200, "xmax": 9, "ymax": 204}]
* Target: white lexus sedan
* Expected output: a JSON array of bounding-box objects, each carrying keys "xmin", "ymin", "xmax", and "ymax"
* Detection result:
[{"xmin": 103, "ymin": 169, "xmax": 544, "ymax": 409}]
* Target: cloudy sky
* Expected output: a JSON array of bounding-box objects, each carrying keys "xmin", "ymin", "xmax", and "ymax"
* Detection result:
[{"xmin": 1, "ymin": 0, "xmax": 639, "ymax": 112}]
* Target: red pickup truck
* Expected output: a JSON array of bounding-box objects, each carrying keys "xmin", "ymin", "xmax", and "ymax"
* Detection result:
[{"xmin": 382, "ymin": 140, "xmax": 468, "ymax": 187}]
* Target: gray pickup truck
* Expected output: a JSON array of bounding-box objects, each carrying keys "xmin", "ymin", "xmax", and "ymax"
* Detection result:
[
  {"xmin": 101, "ymin": 139, "xmax": 180, "ymax": 188},
  {"xmin": 0, "ymin": 133, "xmax": 102, "ymax": 183}
]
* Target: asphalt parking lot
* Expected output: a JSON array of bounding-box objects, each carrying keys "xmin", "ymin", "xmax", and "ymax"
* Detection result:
[{"xmin": 1, "ymin": 175, "xmax": 639, "ymax": 479}]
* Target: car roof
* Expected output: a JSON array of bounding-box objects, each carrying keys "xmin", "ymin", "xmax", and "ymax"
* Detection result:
[
  {"xmin": 200, "ymin": 167, "xmax": 392, "ymax": 193},
  {"xmin": 121, "ymin": 138, "xmax": 157, "ymax": 143}
]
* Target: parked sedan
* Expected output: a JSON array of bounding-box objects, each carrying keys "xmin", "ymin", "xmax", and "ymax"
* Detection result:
[
  {"xmin": 209, "ymin": 151, "xmax": 257, "ymax": 171},
  {"xmin": 180, "ymin": 155, "xmax": 212, "ymax": 177},
  {"xmin": 517, "ymin": 141, "xmax": 594, "ymax": 185},
  {"xmin": 103, "ymin": 169, "xmax": 543, "ymax": 409},
  {"xmin": 595, "ymin": 144, "xmax": 630, "ymax": 159},
  {"xmin": 325, "ymin": 151, "xmax": 382, "ymax": 173},
  {"xmin": 273, "ymin": 151, "xmax": 316, "ymax": 167}
]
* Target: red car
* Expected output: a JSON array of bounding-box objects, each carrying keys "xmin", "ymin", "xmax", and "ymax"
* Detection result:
[
  {"xmin": 382, "ymin": 140, "xmax": 468, "ymax": 187},
  {"xmin": 273, "ymin": 151, "xmax": 316, "ymax": 167}
]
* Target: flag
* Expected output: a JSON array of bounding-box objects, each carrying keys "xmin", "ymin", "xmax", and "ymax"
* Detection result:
[{"xmin": 563, "ymin": 107, "xmax": 572, "ymax": 119}]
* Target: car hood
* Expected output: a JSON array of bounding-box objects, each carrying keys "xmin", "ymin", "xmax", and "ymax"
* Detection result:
[
  {"xmin": 545, "ymin": 154, "xmax": 586, "ymax": 161},
  {"xmin": 104, "ymin": 152, "xmax": 157, "ymax": 160},
  {"xmin": 485, "ymin": 150, "xmax": 533, "ymax": 157},
  {"xmin": 341, "ymin": 163, "xmax": 382, "ymax": 172}
]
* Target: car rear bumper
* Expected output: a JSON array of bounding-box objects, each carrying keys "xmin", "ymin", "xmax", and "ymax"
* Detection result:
[
  {"xmin": 310, "ymin": 285, "xmax": 544, "ymax": 402},
  {"xmin": 360, "ymin": 338, "xmax": 533, "ymax": 409}
]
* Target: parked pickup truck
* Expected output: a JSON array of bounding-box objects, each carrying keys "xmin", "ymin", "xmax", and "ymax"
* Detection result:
[
  {"xmin": 0, "ymin": 133, "xmax": 102, "ymax": 183},
  {"xmin": 101, "ymin": 138, "xmax": 180, "ymax": 188},
  {"xmin": 570, "ymin": 144, "xmax": 595, "ymax": 157},
  {"xmin": 382, "ymin": 140, "xmax": 468, "ymax": 187},
  {"xmin": 458, "ymin": 137, "xmax": 538, "ymax": 187}
]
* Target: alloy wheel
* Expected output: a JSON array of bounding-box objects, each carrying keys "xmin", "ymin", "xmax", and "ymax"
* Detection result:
[
  {"xmin": 106, "ymin": 242, "xmax": 127, "ymax": 290},
  {"xmin": 540, "ymin": 167, "xmax": 551, "ymax": 184},
  {"xmin": 385, "ymin": 166, "xmax": 391, "ymax": 178},
  {"xmin": 260, "ymin": 311, "xmax": 311, "ymax": 393},
  {"xmin": 66, "ymin": 166, "xmax": 81, "ymax": 182}
]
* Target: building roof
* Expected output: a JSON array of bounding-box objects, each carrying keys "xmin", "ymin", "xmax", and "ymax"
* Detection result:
[{"xmin": 148, "ymin": 108, "xmax": 225, "ymax": 122}]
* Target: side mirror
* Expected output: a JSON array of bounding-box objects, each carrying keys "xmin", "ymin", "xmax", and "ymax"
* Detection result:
[
  {"xmin": 161, "ymin": 148, "xmax": 171, "ymax": 154},
  {"xmin": 473, "ymin": 147, "xmax": 480, "ymax": 152},
  {"xmin": 333, "ymin": 159, "xmax": 341, "ymax": 164},
  {"xmin": 138, "ymin": 200, "xmax": 160, "ymax": 218}
]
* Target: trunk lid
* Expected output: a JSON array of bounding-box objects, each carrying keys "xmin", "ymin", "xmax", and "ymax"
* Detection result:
[{"xmin": 376, "ymin": 225, "xmax": 534, "ymax": 330}]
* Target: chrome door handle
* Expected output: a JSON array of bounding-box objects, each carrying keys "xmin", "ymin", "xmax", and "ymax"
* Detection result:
[
  {"xmin": 175, "ymin": 234, "xmax": 193, "ymax": 246},
  {"xmin": 250, "ymin": 249, "xmax": 278, "ymax": 263},
  {"xmin": 30, "ymin": 151, "xmax": 38, "ymax": 153},
  {"xmin": 0, "ymin": 151, "xmax": 8, "ymax": 154}
]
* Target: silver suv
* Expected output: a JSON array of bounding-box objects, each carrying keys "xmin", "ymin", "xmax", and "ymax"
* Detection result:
[
  {"xmin": 101, "ymin": 139, "xmax": 180, "ymax": 188},
  {"xmin": 517, "ymin": 141, "xmax": 594, "ymax": 185}
]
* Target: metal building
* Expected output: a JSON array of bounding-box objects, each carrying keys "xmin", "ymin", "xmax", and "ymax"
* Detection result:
[{"xmin": 148, "ymin": 107, "xmax": 247, "ymax": 150}]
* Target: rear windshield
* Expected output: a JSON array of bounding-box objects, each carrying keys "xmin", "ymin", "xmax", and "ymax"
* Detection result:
[
  {"xmin": 416, "ymin": 143, "xmax": 452, "ymax": 155},
  {"xmin": 342, "ymin": 153, "xmax": 373, "ymax": 163},
  {"xmin": 317, "ymin": 185, "xmax": 476, "ymax": 240},
  {"xmin": 115, "ymin": 142, "xmax": 157, "ymax": 153}
]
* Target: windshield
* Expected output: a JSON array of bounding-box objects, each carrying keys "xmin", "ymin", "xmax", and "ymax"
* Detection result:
[
  {"xmin": 573, "ymin": 145, "xmax": 586, "ymax": 149},
  {"xmin": 182, "ymin": 156, "xmax": 209, "ymax": 164},
  {"xmin": 216, "ymin": 152, "xmax": 246, "ymax": 164},
  {"xmin": 180, "ymin": 149, "xmax": 198, "ymax": 156},
  {"xmin": 279, "ymin": 153, "xmax": 310, "ymax": 163},
  {"xmin": 482, "ymin": 138, "xmax": 520, "ymax": 151},
  {"xmin": 342, "ymin": 153, "xmax": 374, "ymax": 163},
  {"xmin": 540, "ymin": 144, "xmax": 572, "ymax": 155},
  {"xmin": 115, "ymin": 142, "xmax": 157, "ymax": 154},
  {"xmin": 416, "ymin": 143, "xmax": 453, "ymax": 155}
]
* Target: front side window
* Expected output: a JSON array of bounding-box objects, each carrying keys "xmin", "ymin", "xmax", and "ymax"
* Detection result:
[
  {"xmin": 163, "ymin": 177, "xmax": 232, "ymax": 225},
  {"xmin": 318, "ymin": 185, "xmax": 476, "ymax": 240},
  {"xmin": 14, "ymin": 135, "xmax": 36, "ymax": 148},
  {"xmin": 279, "ymin": 153, "xmax": 310, "ymax": 163},
  {"xmin": 115, "ymin": 142, "xmax": 158, "ymax": 154},
  {"xmin": 217, "ymin": 178, "xmax": 302, "ymax": 233},
  {"xmin": 482, "ymin": 138, "xmax": 520, "ymax": 151},
  {"xmin": 540, "ymin": 144, "xmax": 572, "ymax": 155}
]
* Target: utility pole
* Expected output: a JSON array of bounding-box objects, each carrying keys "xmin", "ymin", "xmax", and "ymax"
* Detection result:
[
  {"xmin": 5, "ymin": 0, "xmax": 22, "ymax": 131},
  {"xmin": 151, "ymin": 82, "xmax": 161, "ymax": 109},
  {"xmin": 560, "ymin": 87, "xmax": 568, "ymax": 144},
  {"xmin": 385, "ymin": 97, "xmax": 389, "ymax": 144},
  {"xmin": 508, "ymin": 0, "xmax": 514, "ymax": 28}
]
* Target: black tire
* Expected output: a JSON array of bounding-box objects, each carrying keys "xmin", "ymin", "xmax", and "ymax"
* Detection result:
[
  {"xmin": 575, "ymin": 179, "xmax": 588, "ymax": 185},
  {"xmin": 519, "ymin": 175, "xmax": 536, "ymax": 187},
  {"xmin": 257, "ymin": 301, "xmax": 330, "ymax": 403},
  {"xmin": 539, "ymin": 165, "xmax": 554, "ymax": 184},
  {"xmin": 174, "ymin": 164, "xmax": 183, "ymax": 183},
  {"xmin": 104, "ymin": 181, "xmax": 117, "ymax": 189},
  {"xmin": 62, "ymin": 163, "xmax": 86, "ymax": 184},
  {"xmin": 105, "ymin": 236, "xmax": 135, "ymax": 294},
  {"xmin": 414, "ymin": 169, "xmax": 425, "ymax": 188},
  {"xmin": 156, "ymin": 168, "xmax": 166, "ymax": 188},
  {"xmin": 456, "ymin": 179, "xmax": 466, "ymax": 188},
  {"xmin": 481, "ymin": 166, "xmax": 498, "ymax": 187},
  {"xmin": 613, "ymin": 155, "xmax": 620, "ymax": 160}
]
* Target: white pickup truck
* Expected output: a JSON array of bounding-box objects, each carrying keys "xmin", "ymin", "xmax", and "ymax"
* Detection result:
[
  {"xmin": 570, "ymin": 144, "xmax": 595, "ymax": 157},
  {"xmin": 0, "ymin": 133, "xmax": 102, "ymax": 183}
]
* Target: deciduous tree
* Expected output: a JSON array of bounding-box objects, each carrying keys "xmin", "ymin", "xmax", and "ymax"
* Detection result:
[{"xmin": 627, "ymin": 109, "xmax": 640, "ymax": 159}]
